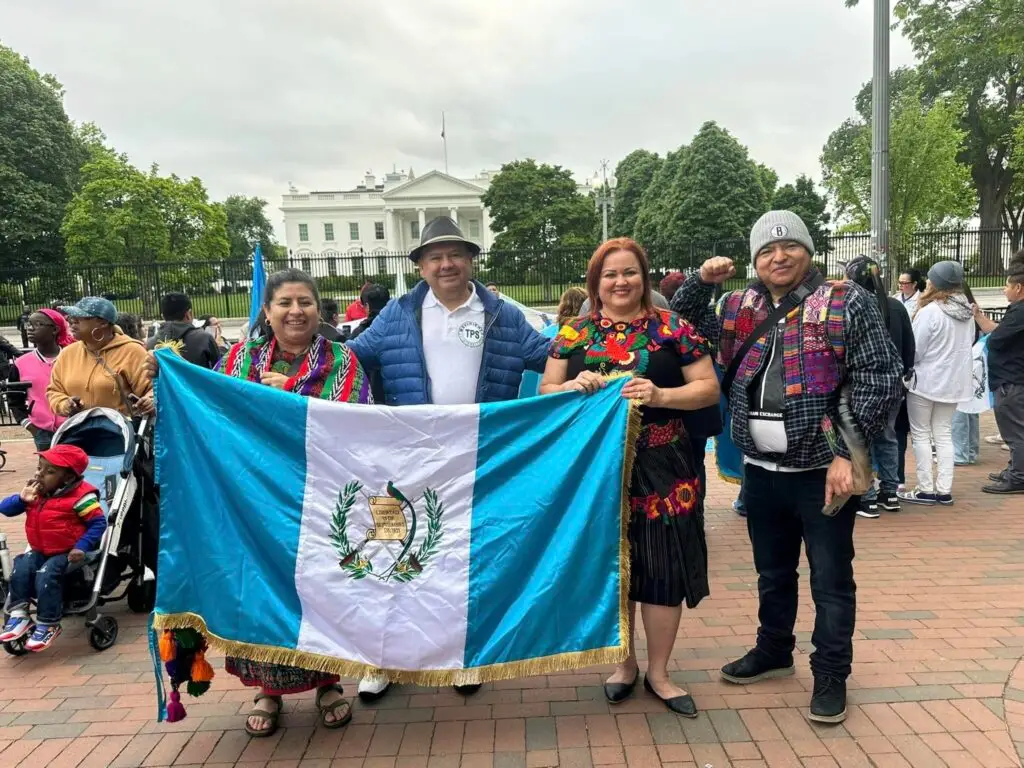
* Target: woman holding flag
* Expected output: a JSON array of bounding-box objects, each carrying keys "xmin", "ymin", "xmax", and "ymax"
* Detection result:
[
  {"xmin": 147, "ymin": 268, "xmax": 371, "ymax": 736},
  {"xmin": 540, "ymin": 238, "xmax": 719, "ymax": 716}
]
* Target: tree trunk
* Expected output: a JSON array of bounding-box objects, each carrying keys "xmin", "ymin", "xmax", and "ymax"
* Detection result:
[{"xmin": 976, "ymin": 168, "xmax": 1007, "ymax": 275}]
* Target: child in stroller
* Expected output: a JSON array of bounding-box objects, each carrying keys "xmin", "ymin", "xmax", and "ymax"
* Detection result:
[
  {"xmin": 0, "ymin": 445, "xmax": 106, "ymax": 651},
  {"xmin": 0, "ymin": 407, "xmax": 154, "ymax": 655}
]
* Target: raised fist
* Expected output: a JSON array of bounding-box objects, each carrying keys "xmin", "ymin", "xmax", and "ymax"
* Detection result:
[{"xmin": 699, "ymin": 257, "xmax": 736, "ymax": 285}]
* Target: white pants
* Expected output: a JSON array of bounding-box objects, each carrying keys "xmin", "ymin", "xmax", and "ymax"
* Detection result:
[{"xmin": 907, "ymin": 392, "xmax": 958, "ymax": 494}]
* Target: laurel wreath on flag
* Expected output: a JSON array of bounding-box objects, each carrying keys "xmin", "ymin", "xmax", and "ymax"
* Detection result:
[
  {"xmin": 390, "ymin": 489, "xmax": 444, "ymax": 583},
  {"xmin": 330, "ymin": 481, "xmax": 444, "ymax": 581}
]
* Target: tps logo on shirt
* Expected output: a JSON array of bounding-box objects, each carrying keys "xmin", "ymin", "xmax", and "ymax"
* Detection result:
[{"xmin": 458, "ymin": 321, "xmax": 484, "ymax": 348}]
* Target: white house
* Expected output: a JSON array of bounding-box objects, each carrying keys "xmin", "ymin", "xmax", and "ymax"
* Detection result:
[{"xmin": 280, "ymin": 168, "xmax": 502, "ymax": 277}]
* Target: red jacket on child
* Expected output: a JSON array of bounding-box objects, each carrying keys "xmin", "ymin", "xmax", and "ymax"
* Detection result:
[{"xmin": 24, "ymin": 481, "xmax": 104, "ymax": 556}]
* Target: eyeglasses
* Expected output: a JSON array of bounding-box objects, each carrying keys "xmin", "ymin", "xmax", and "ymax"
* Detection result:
[{"xmin": 897, "ymin": 280, "xmax": 913, "ymax": 285}]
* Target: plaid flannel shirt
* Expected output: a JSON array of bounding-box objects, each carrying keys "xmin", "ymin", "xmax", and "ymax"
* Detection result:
[{"xmin": 671, "ymin": 272, "xmax": 902, "ymax": 469}]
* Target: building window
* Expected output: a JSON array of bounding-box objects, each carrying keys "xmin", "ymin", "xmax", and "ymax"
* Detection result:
[
  {"xmin": 349, "ymin": 223, "xmax": 360, "ymax": 241},
  {"xmin": 411, "ymin": 220, "xmax": 420, "ymax": 239},
  {"xmin": 324, "ymin": 223, "xmax": 335, "ymax": 241},
  {"xmin": 468, "ymin": 219, "xmax": 481, "ymax": 239},
  {"xmin": 375, "ymin": 221, "xmax": 385, "ymax": 241},
  {"xmin": 298, "ymin": 223, "xmax": 309, "ymax": 242}
]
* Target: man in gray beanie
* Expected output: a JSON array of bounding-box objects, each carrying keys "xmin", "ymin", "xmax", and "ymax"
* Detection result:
[{"xmin": 670, "ymin": 210, "xmax": 902, "ymax": 724}]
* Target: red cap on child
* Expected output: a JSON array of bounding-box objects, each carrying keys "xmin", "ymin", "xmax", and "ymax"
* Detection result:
[{"xmin": 38, "ymin": 445, "xmax": 89, "ymax": 476}]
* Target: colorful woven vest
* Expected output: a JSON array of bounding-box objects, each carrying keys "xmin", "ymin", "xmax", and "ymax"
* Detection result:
[{"xmin": 718, "ymin": 280, "xmax": 849, "ymax": 397}]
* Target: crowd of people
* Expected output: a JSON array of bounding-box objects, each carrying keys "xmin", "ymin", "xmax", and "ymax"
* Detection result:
[{"xmin": 0, "ymin": 208, "xmax": 1022, "ymax": 735}]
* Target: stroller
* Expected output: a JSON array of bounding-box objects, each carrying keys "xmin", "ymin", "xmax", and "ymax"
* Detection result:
[{"xmin": 0, "ymin": 408, "xmax": 156, "ymax": 655}]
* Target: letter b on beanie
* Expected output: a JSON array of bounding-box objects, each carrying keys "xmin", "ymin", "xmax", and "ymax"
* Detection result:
[{"xmin": 749, "ymin": 211, "xmax": 815, "ymax": 260}]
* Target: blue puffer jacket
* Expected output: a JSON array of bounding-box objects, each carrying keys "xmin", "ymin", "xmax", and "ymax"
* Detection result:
[{"xmin": 347, "ymin": 280, "xmax": 550, "ymax": 405}]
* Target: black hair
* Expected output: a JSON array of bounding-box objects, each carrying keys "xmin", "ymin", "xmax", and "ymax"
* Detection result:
[
  {"xmin": 321, "ymin": 298, "xmax": 340, "ymax": 323},
  {"xmin": 1008, "ymin": 249, "xmax": 1024, "ymax": 285},
  {"xmin": 264, "ymin": 268, "xmax": 321, "ymax": 309},
  {"xmin": 901, "ymin": 267, "xmax": 926, "ymax": 293},
  {"xmin": 160, "ymin": 292, "xmax": 192, "ymax": 321},
  {"xmin": 361, "ymin": 284, "xmax": 391, "ymax": 314},
  {"xmin": 485, "ymin": 281, "xmax": 498, "ymax": 289},
  {"xmin": 116, "ymin": 312, "xmax": 143, "ymax": 340}
]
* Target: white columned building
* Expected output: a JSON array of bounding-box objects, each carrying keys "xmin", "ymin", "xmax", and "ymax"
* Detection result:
[{"xmin": 280, "ymin": 169, "xmax": 501, "ymax": 280}]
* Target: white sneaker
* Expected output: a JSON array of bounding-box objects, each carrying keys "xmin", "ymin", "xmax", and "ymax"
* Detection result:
[{"xmin": 358, "ymin": 675, "xmax": 391, "ymax": 702}]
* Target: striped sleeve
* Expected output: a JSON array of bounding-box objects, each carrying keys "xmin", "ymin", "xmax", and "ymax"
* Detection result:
[{"xmin": 73, "ymin": 492, "xmax": 104, "ymax": 520}]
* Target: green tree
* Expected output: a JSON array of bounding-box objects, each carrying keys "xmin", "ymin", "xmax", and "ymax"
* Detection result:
[
  {"xmin": 62, "ymin": 155, "xmax": 228, "ymax": 313},
  {"xmin": 756, "ymin": 163, "xmax": 780, "ymax": 203},
  {"xmin": 223, "ymin": 194, "xmax": 277, "ymax": 261},
  {"xmin": 482, "ymin": 160, "xmax": 598, "ymax": 287},
  {"xmin": 771, "ymin": 175, "xmax": 833, "ymax": 254},
  {"xmin": 0, "ymin": 44, "xmax": 81, "ymax": 271},
  {"xmin": 845, "ymin": 0, "xmax": 1024, "ymax": 270},
  {"xmin": 610, "ymin": 150, "xmax": 663, "ymax": 237},
  {"xmin": 655, "ymin": 122, "xmax": 767, "ymax": 267},
  {"xmin": 821, "ymin": 70, "xmax": 975, "ymax": 258},
  {"xmin": 633, "ymin": 147, "xmax": 688, "ymax": 250}
]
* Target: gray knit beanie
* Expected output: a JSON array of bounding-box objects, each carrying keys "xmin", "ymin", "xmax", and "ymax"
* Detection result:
[
  {"xmin": 927, "ymin": 260, "xmax": 964, "ymax": 291},
  {"xmin": 749, "ymin": 210, "xmax": 815, "ymax": 260}
]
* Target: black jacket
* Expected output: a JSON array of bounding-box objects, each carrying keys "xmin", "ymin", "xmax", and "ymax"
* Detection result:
[
  {"xmin": 347, "ymin": 312, "xmax": 383, "ymax": 403},
  {"xmin": 988, "ymin": 301, "xmax": 1024, "ymax": 389},
  {"xmin": 147, "ymin": 321, "xmax": 221, "ymax": 369},
  {"xmin": 885, "ymin": 297, "xmax": 916, "ymax": 375}
]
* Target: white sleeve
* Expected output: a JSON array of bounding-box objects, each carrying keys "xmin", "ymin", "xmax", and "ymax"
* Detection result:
[{"xmin": 912, "ymin": 306, "xmax": 935, "ymax": 365}]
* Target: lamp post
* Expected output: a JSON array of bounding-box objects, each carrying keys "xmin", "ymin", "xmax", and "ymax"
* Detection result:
[{"xmin": 590, "ymin": 160, "xmax": 617, "ymax": 241}]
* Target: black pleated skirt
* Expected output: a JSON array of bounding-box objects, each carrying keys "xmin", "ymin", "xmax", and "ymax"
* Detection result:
[{"xmin": 628, "ymin": 420, "xmax": 710, "ymax": 609}]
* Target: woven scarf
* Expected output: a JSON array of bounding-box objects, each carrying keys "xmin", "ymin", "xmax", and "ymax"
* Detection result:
[{"xmin": 218, "ymin": 334, "xmax": 369, "ymax": 404}]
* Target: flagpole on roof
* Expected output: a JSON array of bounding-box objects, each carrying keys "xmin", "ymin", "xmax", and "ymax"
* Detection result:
[{"xmin": 441, "ymin": 112, "xmax": 448, "ymax": 175}]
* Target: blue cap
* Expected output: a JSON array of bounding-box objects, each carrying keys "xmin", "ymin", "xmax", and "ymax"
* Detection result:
[{"xmin": 60, "ymin": 297, "xmax": 117, "ymax": 323}]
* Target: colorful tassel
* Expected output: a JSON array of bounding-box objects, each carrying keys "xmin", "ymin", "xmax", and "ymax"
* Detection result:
[
  {"xmin": 186, "ymin": 680, "xmax": 211, "ymax": 697},
  {"xmin": 158, "ymin": 630, "xmax": 175, "ymax": 662},
  {"xmin": 165, "ymin": 689, "xmax": 186, "ymax": 722},
  {"xmin": 164, "ymin": 660, "xmax": 178, "ymax": 679},
  {"xmin": 190, "ymin": 651, "xmax": 214, "ymax": 683}
]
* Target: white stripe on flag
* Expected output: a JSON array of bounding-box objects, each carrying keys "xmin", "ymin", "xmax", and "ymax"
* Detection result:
[{"xmin": 295, "ymin": 400, "xmax": 480, "ymax": 671}]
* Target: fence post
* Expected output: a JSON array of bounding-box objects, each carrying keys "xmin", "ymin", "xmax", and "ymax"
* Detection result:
[
  {"xmin": 955, "ymin": 226, "xmax": 963, "ymax": 264},
  {"xmin": 222, "ymin": 262, "xmax": 231, "ymax": 318},
  {"xmin": 152, "ymin": 264, "xmax": 162, "ymax": 320}
]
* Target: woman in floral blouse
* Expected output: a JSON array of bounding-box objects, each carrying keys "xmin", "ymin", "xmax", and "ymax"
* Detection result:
[{"xmin": 540, "ymin": 238, "xmax": 719, "ymax": 717}]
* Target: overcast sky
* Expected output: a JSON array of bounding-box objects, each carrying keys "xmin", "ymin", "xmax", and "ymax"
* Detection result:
[{"xmin": 2, "ymin": 0, "xmax": 915, "ymax": 237}]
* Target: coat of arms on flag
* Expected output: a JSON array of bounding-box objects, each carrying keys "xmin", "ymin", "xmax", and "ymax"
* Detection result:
[
  {"xmin": 333, "ymin": 481, "xmax": 445, "ymax": 582},
  {"xmin": 152, "ymin": 350, "xmax": 638, "ymax": 687}
]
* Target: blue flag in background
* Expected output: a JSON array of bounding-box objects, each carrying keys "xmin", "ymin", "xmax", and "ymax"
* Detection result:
[{"xmin": 249, "ymin": 243, "xmax": 266, "ymax": 330}]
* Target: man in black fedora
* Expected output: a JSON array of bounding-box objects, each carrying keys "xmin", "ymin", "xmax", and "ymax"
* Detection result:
[{"xmin": 347, "ymin": 215, "xmax": 549, "ymax": 699}]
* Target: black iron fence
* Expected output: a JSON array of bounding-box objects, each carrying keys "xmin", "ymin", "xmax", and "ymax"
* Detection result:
[{"xmin": 0, "ymin": 227, "xmax": 1019, "ymax": 324}]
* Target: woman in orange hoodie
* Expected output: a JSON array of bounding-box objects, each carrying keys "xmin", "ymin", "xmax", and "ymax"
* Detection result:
[{"xmin": 47, "ymin": 297, "xmax": 154, "ymax": 418}]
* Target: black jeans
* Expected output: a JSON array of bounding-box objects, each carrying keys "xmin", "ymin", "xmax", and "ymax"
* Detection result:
[
  {"xmin": 744, "ymin": 464, "xmax": 857, "ymax": 680},
  {"xmin": 994, "ymin": 383, "xmax": 1024, "ymax": 486}
]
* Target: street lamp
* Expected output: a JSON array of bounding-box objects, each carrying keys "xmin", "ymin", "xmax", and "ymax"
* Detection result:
[{"xmin": 591, "ymin": 160, "xmax": 617, "ymax": 241}]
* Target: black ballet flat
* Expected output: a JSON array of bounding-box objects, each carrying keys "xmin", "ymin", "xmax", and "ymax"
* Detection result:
[
  {"xmin": 603, "ymin": 672, "xmax": 639, "ymax": 704},
  {"xmin": 644, "ymin": 676, "xmax": 698, "ymax": 718}
]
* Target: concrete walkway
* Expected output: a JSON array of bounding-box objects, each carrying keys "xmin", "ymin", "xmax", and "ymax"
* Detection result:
[{"xmin": 0, "ymin": 414, "xmax": 1021, "ymax": 767}]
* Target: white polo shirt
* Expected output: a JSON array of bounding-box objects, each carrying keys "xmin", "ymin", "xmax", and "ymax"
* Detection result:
[{"xmin": 422, "ymin": 286, "xmax": 486, "ymax": 405}]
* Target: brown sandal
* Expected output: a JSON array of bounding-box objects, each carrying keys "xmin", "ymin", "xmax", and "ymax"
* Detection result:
[
  {"xmin": 245, "ymin": 693, "xmax": 283, "ymax": 738},
  {"xmin": 316, "ymin": 684, "xmax": 352, "ymax": 729}
]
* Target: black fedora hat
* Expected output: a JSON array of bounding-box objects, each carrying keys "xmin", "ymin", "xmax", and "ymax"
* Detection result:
[{"xmin": 409, "ymin": 216, "xmax": 482, "ymax": 262}]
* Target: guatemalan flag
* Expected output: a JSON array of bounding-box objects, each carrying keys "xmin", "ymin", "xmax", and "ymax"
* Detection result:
[{"xmin": 153, "ymin": 351, "xmax": 637, "ymax": 684}]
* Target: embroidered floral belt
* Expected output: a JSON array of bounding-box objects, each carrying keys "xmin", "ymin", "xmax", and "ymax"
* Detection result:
[
  {"xmin": 631, "ymin": 477, "xmax": 702, "ymax": 521},
  {"xmin": 636, "ymin": 419, "xmax": 684, "ymax": 451}
]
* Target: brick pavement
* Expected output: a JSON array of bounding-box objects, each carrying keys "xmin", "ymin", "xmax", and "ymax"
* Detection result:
[{"xmin": 1, "ymin": 416, "xmax": 1022, "ymax": 767}]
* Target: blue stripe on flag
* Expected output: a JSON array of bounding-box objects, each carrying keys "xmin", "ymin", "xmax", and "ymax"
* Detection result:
[
  {"xmin": 465, "ymin": 379, "xmax": 629, "ymax": 667},
  {"xmin": 154, "ymin": 350, "xmax": 307, "ymax": 649}
]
